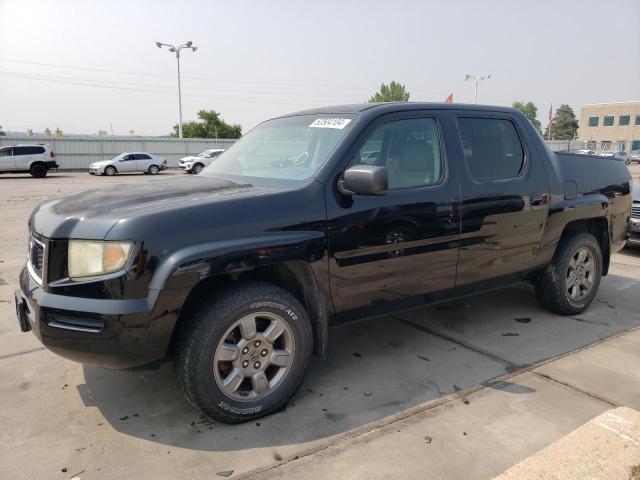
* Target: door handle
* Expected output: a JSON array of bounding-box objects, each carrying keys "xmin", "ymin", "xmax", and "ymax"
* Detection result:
[{"xmin": 529, "ymin": 193, "xmax": 548, "ymax": 210}]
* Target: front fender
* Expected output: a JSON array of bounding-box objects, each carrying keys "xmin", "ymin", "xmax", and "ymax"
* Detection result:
[{"xmin": 147, "ymin": 231, "xmax": 326, "ymax": 306}]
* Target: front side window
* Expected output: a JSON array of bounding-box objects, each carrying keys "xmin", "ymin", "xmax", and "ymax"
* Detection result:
[
  {"xmin": 350, "ymin": 117, "xmax": 443, "ymax": 190},
  {"xmin": 458, "ymin": 117, "xmax": 525, "ymax": 180},
  {"xmin": 202, "ymin": 114, "xmax": 356, "ymax": 181},
  {"xmin": 619, "ymin": 115, "xmax": 630, "ymax": 126},
  {"xmin": 603, "ymin": 116, "xmax": 614, "ymax": 126},
  {"xmin": 588, "ymin": 116, "xmax": 599, "ymax": 127}
]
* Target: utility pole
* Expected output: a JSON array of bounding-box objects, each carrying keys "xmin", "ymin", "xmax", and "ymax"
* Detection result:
[
  {"xmin": 156, "ymin": 41, "xmax": 198, "ymax": 139},
  {"xmin": 464, "ymin": 73, "xmax": 492, "ymax": 104}
]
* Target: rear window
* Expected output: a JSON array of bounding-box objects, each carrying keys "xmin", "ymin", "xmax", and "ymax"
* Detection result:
[
  {"xmin": 14, "ymin": 146, "xmax": 45, "ymax": 155},
  {"xmin": 458, "ymin": 117, "xmax": 525, "ymax": 180}
]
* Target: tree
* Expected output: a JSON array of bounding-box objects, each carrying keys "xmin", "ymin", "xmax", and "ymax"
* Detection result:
[
  {"xmin": 0, "ymin": 125, "xmax": 5, "ymax": 136},
  {"xmin": 368, "ymin": 81, "xmax": 410, "ymax": 103},
  {"xmin": 171, "ymin": 110, "xmax": 242, "ymax": 139},
  {"xmin": 545, "ymin": 104, "xmax": 579, "ymax": 140},
  {"xmin": 512, "ymin": 101, "xmax": 541, "ymax": 133}
]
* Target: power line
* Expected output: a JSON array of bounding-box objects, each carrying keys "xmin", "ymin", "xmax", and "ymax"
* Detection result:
[{"xmin": 0, "ymin": 57, "xmax": 378, "ymax": 90}]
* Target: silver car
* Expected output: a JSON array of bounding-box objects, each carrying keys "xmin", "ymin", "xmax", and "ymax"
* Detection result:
[
  {"xmin": 89, "ymin": 152, "xmax": 167, "ymax": 176},
  {"xmin": 600, "ymin": 150, "xmax": 630, "ymax": 165},
  {"xmin": 629, "ymin": 150, "xmax": 640, "ymax": 163}
]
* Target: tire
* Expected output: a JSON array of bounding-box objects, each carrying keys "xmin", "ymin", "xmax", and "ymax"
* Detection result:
[
  {"xmin": 148, "ymin": 164, "xmax": 160, "ymax": 175},
  {"xmin": 29, "ymin": 163, "xmax": 47, "ymax": 178},
  {"xmin": 174, "ymin": 281, "xmax": 313, "ymax": 424},
  {"xmin": 535, "ymin": 232, "xmax": 602, "ymax": 315},
  {"xmin": 193, "ymin": 163, "xmax": 204, "ymax": 174},
  {"xmin": 104, "ymin": 166, "xmax": 117, "ymax": 176}
]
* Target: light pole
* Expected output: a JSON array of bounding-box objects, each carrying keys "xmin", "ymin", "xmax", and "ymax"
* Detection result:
[
  {"xmin": 156, "ymin": 40, "xmax": 198, "ymax": 139},
  {"xmin": 464, "ymin": 73, "xmax": 492, "ymax": 104}
]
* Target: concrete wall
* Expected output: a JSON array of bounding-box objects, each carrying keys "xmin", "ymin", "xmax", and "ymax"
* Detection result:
[
  {"xmin": 0, "ymin": 135, "xmax": 236, "ymax": 169},
  {"xmin": 578, "ymin": 101, "xmax": 640, "ymax": 152}
]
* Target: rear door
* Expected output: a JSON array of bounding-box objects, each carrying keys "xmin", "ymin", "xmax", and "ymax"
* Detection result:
[
  {"xmin": 134, "ymin": 153, "xmax": 153, "ymax": 172},
  {"xmin": 0, "ymin": 147, "xmax": 15, "ymax": 171},
  {"xmin": 14, "ymin": 146, "xmax": 44, "ymax": 170},
  {"xmin": 326, "ymin": 111, "xmax": 461, "ymax": 318},
  {"xmin": 452, "ymin": 111, "xmax": 549, "ymax": 287}
]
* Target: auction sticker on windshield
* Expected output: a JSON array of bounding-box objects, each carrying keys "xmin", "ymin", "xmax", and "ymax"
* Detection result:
[{"xmin": 309, "ymin": 118, "xmax": 352, "ymax": 129}]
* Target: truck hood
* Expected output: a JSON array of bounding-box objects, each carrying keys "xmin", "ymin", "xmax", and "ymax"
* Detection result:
[{"xmin": 29, "ymin": 175, "xmax": 269, "ymax": 239}]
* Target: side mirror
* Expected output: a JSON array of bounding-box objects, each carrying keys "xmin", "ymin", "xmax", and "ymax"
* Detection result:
[{"xmin": 338, "ymin": 165, "xmax": 388, "ymax": 196}]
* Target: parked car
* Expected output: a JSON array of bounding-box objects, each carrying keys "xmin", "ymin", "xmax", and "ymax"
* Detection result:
[
  {"xmin": 179, "ymin": 149, "xmax": 225, "ymax": 174},
  {"xmin": 576, "ymin": 149, "xmax": 596, "ymax": 155},
  {"xmin": 629, "ymin": 186, "xmax": 640, "ymax": 247},
  {"xmin": 629, "ymin": 150, "xmax": 640, "ymax": 163},
  {"xmin": 600, "ymin": 150, "xmax": 630, "ymax": 164},
  {"xmin": 89, "ymin": 152, "xmax": 167, "ymax": 176},
  {"xmin": 0, "ymin": 144, "xmax": 58, "ymax": 177},
  {"xmin": 16, "ymin": 103, "xmax": 632, "ymax": 424}
]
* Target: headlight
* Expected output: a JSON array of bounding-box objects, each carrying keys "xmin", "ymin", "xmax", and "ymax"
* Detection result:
[{"xmin": 68, "ymin": 240, "xmax": 133, "ymax": 278}]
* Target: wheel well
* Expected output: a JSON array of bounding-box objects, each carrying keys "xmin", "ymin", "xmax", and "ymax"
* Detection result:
[
  {"xmin": 168, "ymin": 261, "xmax": 329, "ymax": 358},
  {"xmin": 29, "ymin": 161, "xmax": 46, "ymax": 170},
  {"xmin": 561, "ymin": 218, "xmax": 610, "ymax": 275}
]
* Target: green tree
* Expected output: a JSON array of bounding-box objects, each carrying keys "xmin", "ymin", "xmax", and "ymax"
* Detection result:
[
  {"xmin": 512, "ymin": 101, "xmax": 541, "ymax": 133},
  {"xmin": 0, "ymin": 125, "xmax": 5, "ymax": 136},
  {"xmin": 368, "ymin": 81, "xmax": 410, "ymax": 103},
  {"xmin": 171, "ymin": 110, "xmax": 242, "ymax": 139},
  {"xmin": 545, "ymin": 104, "xmax": 579, "ymax": 140}
]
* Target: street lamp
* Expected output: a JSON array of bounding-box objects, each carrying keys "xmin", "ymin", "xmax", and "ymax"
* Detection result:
[
  {"xmin": 156, "ymin": 40, "xmax": 198, "ymax": 139},
  {"xmin": 464, "ymin": 73, "xmax": 492, "ymax": 104}
]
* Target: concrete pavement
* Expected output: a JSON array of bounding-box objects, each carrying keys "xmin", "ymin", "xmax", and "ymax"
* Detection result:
[{"xmin": 0, "ymin": 172, "xmax": 639, "ymax": 479}]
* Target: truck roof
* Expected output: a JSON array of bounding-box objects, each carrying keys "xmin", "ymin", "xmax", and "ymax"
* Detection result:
[{"xmin": 288, "ymin": 102, "xmax": 519, "ymax": 116}]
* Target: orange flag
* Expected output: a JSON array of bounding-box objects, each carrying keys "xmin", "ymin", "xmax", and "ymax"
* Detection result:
[{"xmin": 444, "ymin": 93, "xmax": 453, "ymax": 103}]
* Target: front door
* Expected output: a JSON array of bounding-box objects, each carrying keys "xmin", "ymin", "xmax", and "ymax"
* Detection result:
[
  {"xmin": 452, "ymin": 111, "xmax": 549, "ymax": 287},
  {"xmin": 326, "ymin": 112, "xmax": 460, "ymax": 319},
  {"xmin": 0, "ymin": 147, "xmax": 15, "ymax": 171},
  {"xmin": 118, "ymin": 154, "xmax": 137, "ymax": 172}
]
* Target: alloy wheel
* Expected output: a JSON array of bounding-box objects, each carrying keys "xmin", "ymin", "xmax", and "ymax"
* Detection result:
[
  {"xmin": 212, "ymin": 311, "xmax": 295, "ymax": 402},
  {"xmin": 566, "ymin": 247, "xmax": 596, "ymax": 301}
]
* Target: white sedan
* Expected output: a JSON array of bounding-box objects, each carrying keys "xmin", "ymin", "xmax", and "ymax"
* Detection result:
[
  {"xmin": 179, "ymin": 149, "xmax": 225, "ymax": 174},
  {"xmin": 89, "ymin": 152, "xmax": 167, "ymax": 176}
]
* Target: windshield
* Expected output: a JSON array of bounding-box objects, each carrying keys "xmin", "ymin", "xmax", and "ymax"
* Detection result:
[
  {"xmin": 111, "ymin": 153, "xmax": 126, "ymax": 161},
  {"xmin": 201, "ymin": 114, "xmax": 356, "ymax": 180},
  {"xmin": 197, "ymin": 150, "xmax": 213, "ymax": 157}
]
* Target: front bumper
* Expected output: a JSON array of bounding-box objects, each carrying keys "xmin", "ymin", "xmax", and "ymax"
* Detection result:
[
  {"xmin": 178, "ymin": 163, "xmax": 193, "ymax": 172},
  {"xmin": 15, "ymin": 266, "xmax": 183, "ymax": 369}
]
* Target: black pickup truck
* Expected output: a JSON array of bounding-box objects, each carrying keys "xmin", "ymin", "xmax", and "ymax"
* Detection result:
[{"xmin": 15, "ymin": 103, "xmax": 632, "ymax": 423}]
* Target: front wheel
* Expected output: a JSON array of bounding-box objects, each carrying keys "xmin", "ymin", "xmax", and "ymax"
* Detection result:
[
  {"xmin": 104, "ymin": 166, "xmax": 117, "ymax": 176},
  {"xmin": 535, "ymin": 232, "xmax": 602, "ymax": 315},
  {"xmin": 174, "ymin": 282, "xmax": 312, "ymax": 423},
  {"xmin": 192, "ymin": 163, "xmax": 204, "ymax": 174}
]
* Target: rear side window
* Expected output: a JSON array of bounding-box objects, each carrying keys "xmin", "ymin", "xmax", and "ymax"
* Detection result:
[
  {"xmin": 0, "ymin": 147, "xmax": 13, "ymax": 157},
  {"xmin": 458, "ymin": 118, "xmax": 525, "ymax": 181},
  {"xmin": 134, "ymin": 154, "xmax": 151, "ymax": 160},
  {"xmin": 14, "ymin": 146, "xmax": 45, "ymax": 155}
]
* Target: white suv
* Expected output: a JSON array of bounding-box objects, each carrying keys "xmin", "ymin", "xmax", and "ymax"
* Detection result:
[
  {"xmin": 179, "ymin": 149, "xmax": 225, "ymax": 174},
  {"xmin": 0, "ymin": 144, "xmax": 59, "ymax": 177}
]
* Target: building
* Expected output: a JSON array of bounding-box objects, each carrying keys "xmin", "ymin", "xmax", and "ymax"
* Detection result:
[{"xmin": 578, "ymin": 101, "xmax": 640, "ymax": 153}]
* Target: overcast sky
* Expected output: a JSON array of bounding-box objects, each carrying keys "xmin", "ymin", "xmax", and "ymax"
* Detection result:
[{"xmin": 1, "ymin": 0, "xmax": 638, "ymax": 136}]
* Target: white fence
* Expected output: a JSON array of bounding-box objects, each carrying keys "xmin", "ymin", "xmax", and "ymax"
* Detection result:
[{"xmin": 0, "ymin": 135, "xmax": 236, "ymax": 169}]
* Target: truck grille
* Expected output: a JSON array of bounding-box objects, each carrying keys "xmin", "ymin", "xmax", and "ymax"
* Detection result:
[
  {"xmin": 633, "ymin": 203, "xmax": 640, "ymax": 219},
  {"xmin": 28, "ymin": 234, "xmax": 46, "ymax": 284}
]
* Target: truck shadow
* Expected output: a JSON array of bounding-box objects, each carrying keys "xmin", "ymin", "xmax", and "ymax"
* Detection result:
[{"xmin": 77, "ymin": 272, "xmax": 640, "ymax": 452}]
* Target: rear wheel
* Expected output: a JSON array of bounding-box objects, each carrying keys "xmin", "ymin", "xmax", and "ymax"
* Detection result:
[
  {"xmin": 174, "ymin": 282, "xmax": 312, "ymax": 423},
  {"xmin": 148, "ymin": 164, "xmax": 160, "ymax": 175},
  {"xmin": 29, "ymin": 163, "xmax": 47, "ymax": 178},
  {"xmin": 193, "ymin": 163, "xmax": 204, "ymax": 174},
  {"xmin": 535, "ymin": 232, "xmax": 602, "ymax": 315},
  {"xmin": 104, "ymin": 166, "xmax": 117, "ymax": 176}
]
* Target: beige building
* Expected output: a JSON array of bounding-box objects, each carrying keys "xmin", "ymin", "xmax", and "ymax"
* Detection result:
[{"xmin": 578, "ymin": 101, "xmax": 640, "ymax": 152}]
